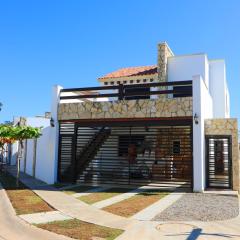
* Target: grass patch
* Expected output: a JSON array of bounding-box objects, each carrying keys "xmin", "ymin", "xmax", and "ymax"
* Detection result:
[
  {"xmin": 37, "ymin": 219, "xmax": 123, "ymax": 240},
  {"xmin": 103, "ymin": 191, "xmax": 168, "ymax": 217},
  {"xmin": 64, "ymin": 185, "xmax": 95, "ymax": 195},
  {"xmin": 0, "ymin": 172, "xmax": 53, "ymax": 215},
  {"xmin": 78, "ymin": 188, "xmax": 129, "ymax": 205}
]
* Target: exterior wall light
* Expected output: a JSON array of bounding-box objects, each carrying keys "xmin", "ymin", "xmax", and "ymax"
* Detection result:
[
  {"xmin": 194, "ymin": 113, "xmax": 199, "ymax": 125},
  {"xmin": 50, "ymin": 117, "xmax": 55, "ymax": 127}
]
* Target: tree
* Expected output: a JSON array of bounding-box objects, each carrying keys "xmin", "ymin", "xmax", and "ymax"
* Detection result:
[
  {"xmin": 0, "ymin": 102, "xmax": 3, "ymax": 112},
  {"xmin": 0, "ymin": 124, "xmax": 42, "ymax": 186},
  {"xmin": 0, "ymin": 125, "xmax": 16, "ymax": 165}
]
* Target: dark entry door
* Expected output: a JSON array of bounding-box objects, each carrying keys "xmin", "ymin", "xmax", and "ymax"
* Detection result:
[{"xmin": 206, "ymin": 136, "xmax": 232, "ymax": 189}]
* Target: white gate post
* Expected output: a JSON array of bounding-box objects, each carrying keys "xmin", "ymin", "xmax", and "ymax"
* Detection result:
[
  {"xmin": 192, "ymin": 75, "xmax": 205, "ymax": 192},
  {"xmin": 50, "ymin": 85, "xmax": 63, "ymax": 183}
]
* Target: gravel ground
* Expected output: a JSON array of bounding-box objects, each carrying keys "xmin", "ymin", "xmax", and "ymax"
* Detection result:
[{"xmin": 153, "ymin": 193, "xmax": 239, "ymax": 222}]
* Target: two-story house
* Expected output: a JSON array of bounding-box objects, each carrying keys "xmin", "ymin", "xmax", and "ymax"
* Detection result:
[{"xmin": 19, "ymin": 42, "xmax": 239, "ymax": 193}]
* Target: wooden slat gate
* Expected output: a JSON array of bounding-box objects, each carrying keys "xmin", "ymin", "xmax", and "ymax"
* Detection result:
[
  {"xmin": 206, "ymin": 135, "xmax": 232, "ymax": 189},
  {"xmin": 58, "ymin": 120, "xmax": 193, "ymax": 188}
]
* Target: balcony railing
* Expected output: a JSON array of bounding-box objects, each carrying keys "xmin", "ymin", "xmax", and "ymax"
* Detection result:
[{"xmin": 60, "ymin": 80, "xmax": 192, "ymax": 102}]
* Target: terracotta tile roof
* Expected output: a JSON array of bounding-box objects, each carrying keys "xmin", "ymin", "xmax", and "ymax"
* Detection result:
[{"xmin": 99, "ymin": 65, "xmax": 157, "ymax": 79}]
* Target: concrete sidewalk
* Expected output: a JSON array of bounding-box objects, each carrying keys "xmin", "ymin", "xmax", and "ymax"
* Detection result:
[
  {"xmin": 92, "ymin": 187, "xmax": 146, "ymax": 209},
  {"xmin": 19, "ymin": 211, "xmax": 73, "ymax": 224}
]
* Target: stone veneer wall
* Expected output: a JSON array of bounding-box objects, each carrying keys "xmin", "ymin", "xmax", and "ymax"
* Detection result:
[
  {"xmin": 205, "ymin": 119, "xmax": 239, "ymax": 191},
  {"xmin": 58, "ymin": 97, "xmax": 192, "ymax": 120},
  {"xmin": 157, "ymin": 42, "xmax": 174, "ymax": 83}
]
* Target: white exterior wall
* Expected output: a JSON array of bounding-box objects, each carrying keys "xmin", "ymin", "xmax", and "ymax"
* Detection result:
[
  {"xmin": 192, "ymin": 75, "xmax": 213, "ymax": 192},
  {"xmin": 168, "ymin": 54, "xmax": 229, "ymax": 119},
  {"xmin": 209, "ymin": 60, "xmax": 230, "ymax": 118},
  {"xmin": 35, "ymin": 126, "xmax": 55, "ymax": 183},
  {"xmin": 25, "ymin": 139, "xmax": 34, "ymax": 175},
  {"xmin": 168, "ymin": 54, "xmax": 209, "ymax": 88},
  {"xmin": 21, "ymin": 118, "xmax": 50, "ymax": 176},
  {"xmin": 10, "ymin": 142, "xmax": 18, "ymax": 165}
]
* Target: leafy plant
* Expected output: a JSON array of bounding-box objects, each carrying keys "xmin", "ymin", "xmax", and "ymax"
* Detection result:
[{"xmin": 0, "ymin": 124, "xmax": 42, "ymax": 186}]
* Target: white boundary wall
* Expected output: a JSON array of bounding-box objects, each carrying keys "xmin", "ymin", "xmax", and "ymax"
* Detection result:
[{"xmin": 17, "ymin": 85, "xmax": 62, "ymax": 184}]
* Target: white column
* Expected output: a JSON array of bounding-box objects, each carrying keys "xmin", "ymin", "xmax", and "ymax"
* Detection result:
[
  {"xmin": 50, "ymin": 85, "xmax": 63, "ymax": 183},
  {"xmin": 192, "ymin": 75, "xmax": 205, "ymax": 192}
]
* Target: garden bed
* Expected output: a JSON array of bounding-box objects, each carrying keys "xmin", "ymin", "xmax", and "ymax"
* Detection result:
[
  {"xmin": 103, "ymin": 191, "xmax": 167, "ymax": 217},
  {"xmin": 0, "ymin": 172, "xmax": 53, "ymax": 215},
  {"xmin": 37, "ymin": 219, "xmax": 123, "ymax": 240}
]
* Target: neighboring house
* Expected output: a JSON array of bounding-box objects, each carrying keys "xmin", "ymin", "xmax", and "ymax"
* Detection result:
[{"xmin": 15, "ymin": 42, "xmax": 239, "ymax": 192}]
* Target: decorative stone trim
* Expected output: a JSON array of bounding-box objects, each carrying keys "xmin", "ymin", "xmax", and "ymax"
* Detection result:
[
  {"xmin": 205, "ymin": 119, "xmax": 239, "ymax": 191},
  {"xmin": 58, "ymin": 97, "xmax": 192, "ymax": 121}
]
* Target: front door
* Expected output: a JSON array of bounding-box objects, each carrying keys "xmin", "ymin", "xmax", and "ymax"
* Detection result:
[{"xmin": 206, "ymin": 136, "xmax": 232, "ymax": 189}]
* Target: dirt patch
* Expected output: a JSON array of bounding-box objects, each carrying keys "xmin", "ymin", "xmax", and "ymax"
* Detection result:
[
  {"xmin": 78, "ymin": 188, "xmax": 129, "ymax": 204},
  {"xmin": 37, "ymin": 219, "xmax": 123, "ymax": 240},
  {"xmin": 103, "ymin": 191, "xmax": 167, "ymax": 217},
  {"xmin": 0, "ymin": 172, "xmax": 53, "ymax": 215}
]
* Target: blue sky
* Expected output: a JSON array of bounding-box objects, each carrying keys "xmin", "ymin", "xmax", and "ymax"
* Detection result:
[{"xmin": 0, "ymin": 0, "xmax": 239, "ymax": 123}]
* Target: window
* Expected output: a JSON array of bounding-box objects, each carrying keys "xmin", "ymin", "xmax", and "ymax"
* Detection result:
[
  {"xmin": 173, "ymin": 86, "xmax": 192, "ymax": 98},
  {"xmin": 124, "ymin": 86, "xmax": 150, "ymax": 100},
  {"xmin": 119, "ymin": 135, "xmax": 145, "ymax": 157},
  {"xmin": 110, "ymin": 81, "xmax": 114, "ymax": 85},
  {"xmin": 117, "ymin": 81, "xmax": 121, "ymax": 84},
  {"xmin": 104, "ymin": 82, "xmax": 108, "ymax": 85},
  {"xmin": 173, "ymin": 140, "xmax": 181, "ymax": 154},
  {"xmin": 130, "ymin": 80, "xmax": 134, "ymax": 83}
]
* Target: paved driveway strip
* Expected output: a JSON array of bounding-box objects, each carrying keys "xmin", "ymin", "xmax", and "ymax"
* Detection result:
[{"xmin": 92, "ymin": 187, "xmax": 147, "ymax": 209}]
